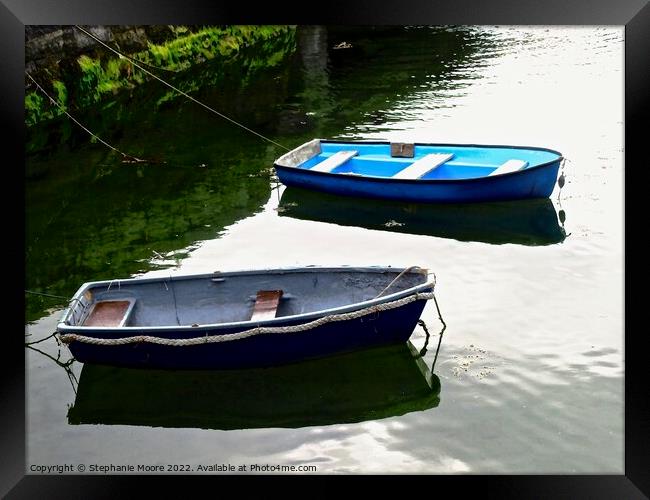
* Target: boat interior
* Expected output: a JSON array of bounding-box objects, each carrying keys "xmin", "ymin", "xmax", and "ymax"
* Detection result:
[
  {"xmin": 275, "ymin": 139, "xmax": 561, "ymax": 180},
  {"xmin": 64, "ymin": 267, "xmax": 428, "ymax": 328}
]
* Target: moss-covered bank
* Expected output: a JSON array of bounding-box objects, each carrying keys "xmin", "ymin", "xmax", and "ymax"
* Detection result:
[{"xmin": 25, "ymin": 25, "xmax": 296, "ymax": 127}]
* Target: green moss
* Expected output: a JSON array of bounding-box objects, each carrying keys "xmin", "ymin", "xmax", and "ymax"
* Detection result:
[
  {"xmin": 25, "ymin": 81, "xmax": 68, "ymax": 126},
  {"xmin": 155, "ymin": 90, "xmax": 177, "ymax": 107},
  {"xmin": 77, "ymin": 55, "xmax": 103, "ymax": 100},
  {"xmin": 25, "ymin": 92, "xmax": 45, "ymax": 126},
  {"xmin": 27, "ymin": 26, "xmax": 296, "ymax": 127},
  {"xmin": 52, "ymin": 80, "xmax": 67, "ymax": 109},
  {"xmin": 136, "ymin": 25, "xmax": 293, "ymax": 73}
]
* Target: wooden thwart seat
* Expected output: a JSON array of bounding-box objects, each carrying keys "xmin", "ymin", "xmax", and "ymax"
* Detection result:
[
  {"xmin": 250, "ymin": 290, "xmax": 284, "ymax": 321},
  {"xmin": 83, "ymin": 299, "xmax": 136, "ymax": 327},
  {"xmin": 488, "ymin": 159, "xmax": 528, "ymax": 176},
  {"xmin": 392, "ymin": 153, "xmax": 454, "ymax": 180},
  {"xmin": 310, "ymin": 150, "xmax": 358, "ymax": 173}
]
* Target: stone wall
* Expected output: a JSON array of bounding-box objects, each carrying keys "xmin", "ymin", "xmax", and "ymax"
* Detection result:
[
  {"xmin": 25, "ymin": 25, "xmax": 201, "ymax": 78},
  {"xmin": 24, "ymin": 25, "xmax": 295, "ymax": 127}
]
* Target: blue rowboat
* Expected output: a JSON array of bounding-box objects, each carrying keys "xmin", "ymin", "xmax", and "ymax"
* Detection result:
[
  {"xmin": 57, "ymin": 266, "xmax": 434, "ymax": 370},
  {"xmin": 274, "ymin": 139, "xmax": 563, "ymax": 203},
  {"xmin": 68, "ymin": 342, "xmax": 440, "ymax": 429}
]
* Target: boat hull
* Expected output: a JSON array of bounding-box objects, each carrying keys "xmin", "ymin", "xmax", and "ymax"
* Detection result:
[
  {"xmin": 66, "ymin": 298, "xmax": 428, "ymax": 369},
  {"xmin": 275, "ymin": 160, "xmax": 561, "ymax": 203}
]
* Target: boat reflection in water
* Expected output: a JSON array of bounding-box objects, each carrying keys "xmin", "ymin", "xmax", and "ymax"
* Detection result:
[
  {"xmin": 67, "ymin": 341, "xmax": 440, "ymax": 429},
  {"xmin": 278, "ymin": 187, "xmax": 567, "ymax": 246}
]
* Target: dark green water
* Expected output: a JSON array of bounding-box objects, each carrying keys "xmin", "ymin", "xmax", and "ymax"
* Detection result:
[
  {"xmin": 67, "ymin": 342, "xmax": 441, "ymax": 430},
  {"xmin": 26, "ymin": 26, "xmax": 623, "ymax": 474}
]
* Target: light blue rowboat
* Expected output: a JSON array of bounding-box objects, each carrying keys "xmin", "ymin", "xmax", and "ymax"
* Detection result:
[{"xmin": 274, "ymin": 139, "xmax": 563, "ymax": 203}]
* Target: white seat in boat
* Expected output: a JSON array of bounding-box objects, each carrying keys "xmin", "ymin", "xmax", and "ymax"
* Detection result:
[
  {"xmin": 310, "ymin": 150, "xmax": 358, "ymax": 173},
  {"xmin": 392, "ymin": 153, "xmax": 454, "ymax": 180},
  {"xmin": 488, "ymin": 159, "xmax": 528, "ymax": 176}
]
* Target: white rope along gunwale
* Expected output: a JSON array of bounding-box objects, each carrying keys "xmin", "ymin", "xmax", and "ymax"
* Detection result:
[{"xmin": 58, "ymin": 284, "xmax": 436, "ymax": 347}]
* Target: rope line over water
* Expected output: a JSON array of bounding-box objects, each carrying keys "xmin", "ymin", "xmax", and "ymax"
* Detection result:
[
  {"xmin": 73, "ymin": 25, "xmax": 291, "ymax": 152},
  {"xmin": 25, "ymin": 289, "xmax": 71, "ymax": 300},
  {"xmin": 25, "ymin": 72, "xmax": 146, "ymax": 163}
]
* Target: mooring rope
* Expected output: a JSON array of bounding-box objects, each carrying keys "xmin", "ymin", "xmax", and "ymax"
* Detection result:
[
  {"xmin": 25, "ymin": 72, "xmax": 146, "ymax": 163},
  {"xmin": 25, "ymin": 330, "xmax": 60, "ymax": 346},
  {"xmin": 73, "ymin": 25, "xmax": 291, "ymax": 152},
  {"xmin": 25, "ymin": 343, "xmax": 78, "ymax": 395},
  {"xmin": 375, "ymin": 266, "xmax": 434, "ymax": 298},
  {"xmin": 416, "ymin": 288, "xmax": 445, "ymax": 361},
  {"xmin": 25, "ymin": 289, "xmax": 71, "ymax": 300},
  {"xmin": 58, "ymin": 285, "xmax": 436, "ymax": 347},
  {"xmin": 556, "ymin": 156, "xmax": 571, "ymax": 203}
]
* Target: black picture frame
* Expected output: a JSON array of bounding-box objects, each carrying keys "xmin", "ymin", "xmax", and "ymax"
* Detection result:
[{"xmin": 4, "ymin": 0, "xmax": 648, "ymax": 497}]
